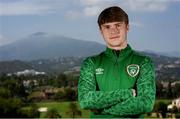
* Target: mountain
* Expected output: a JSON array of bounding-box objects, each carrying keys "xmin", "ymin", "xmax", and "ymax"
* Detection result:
[
  {"xmin": 1, "ymin": 32, "xmax": 179, "ymax": 61},
  {"xmin": 0, "ymin": 33, "xmax": 179, "ymax": 80},
  {"xmin": 0, "ymin": 32, "xmax": 180, "ymax": 80},
  {"xmin": 145, "ymin": 50, "xmax": 180, "ymax": 58},
  {"xmin": 160, "ymin": 51, "xmax": 180, "ymax": 58},
  {"xmin": 0, "ymin": 32, "xmax": 105, "ymax": 61},
  {"xmin": 0, "ymin": 60, "xmax": 32, "ymax": 74},
  {"xmin": 0, "ymin": 53, "xmax": 179, "ymax": 81}
]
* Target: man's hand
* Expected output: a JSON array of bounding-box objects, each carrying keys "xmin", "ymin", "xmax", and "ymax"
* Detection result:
[
  {"xmin": 132, "ymin": 89, "xmax": 136, "ymax": 97},
  {"xmin": 91, "ymin": 109, "xmax": 103, "ymax": 114},
  {"xmin": 91, "ymin": 109, "xmax": 99, "ymax": 113}
]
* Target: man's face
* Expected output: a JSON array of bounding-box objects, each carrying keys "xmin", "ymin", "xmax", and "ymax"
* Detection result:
[{"xmin": 100, "ymin": 22, "xmax": 129, "ymax": 49}]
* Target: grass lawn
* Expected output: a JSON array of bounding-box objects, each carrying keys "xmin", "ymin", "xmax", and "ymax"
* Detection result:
[
  {"xmin": 145, "ymin": 99, "xmax": 174, "ymax": 118},
  {"xmin": 155, "ymin": 99, "xmax": 172, "ymax": 104},
  {"xmin": 34, "ymin": 99, "xmax": 173, "ymax": 118},
  {"xmin": 35, "ymin": 101, "xmax": 90, "ymax": 118}
]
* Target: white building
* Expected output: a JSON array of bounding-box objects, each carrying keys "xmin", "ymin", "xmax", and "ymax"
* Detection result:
[
  {"xmin": 15, "ymin": 69, "xmax": 45, "ymax": 76},
  {"xmin": 168, "ymin": 97, "xmax": 180, "ymax": 110}
]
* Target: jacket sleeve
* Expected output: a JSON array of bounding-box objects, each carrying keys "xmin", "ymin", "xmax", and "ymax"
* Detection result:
[
  {"xmin": 102, "ymin": 57, "xmax": 156, "ymax": 116},
  {"xmin": 78, "ymin": 57, "xmax": 133, "ymax": 109}
]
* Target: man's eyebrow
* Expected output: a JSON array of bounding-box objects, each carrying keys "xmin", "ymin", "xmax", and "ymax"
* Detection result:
[{"xmin": 102, "ymin": 24, "xmax": 110, "ymax": 27}]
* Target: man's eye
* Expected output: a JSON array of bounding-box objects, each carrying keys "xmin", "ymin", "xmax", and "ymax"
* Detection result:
[
  {"xmin": 116, "ymin": 24, "xmax": 123, "ymax": 27},
  {"xmin": 105, "ymin": 26, "xmax": 110, "ymax": 29}
]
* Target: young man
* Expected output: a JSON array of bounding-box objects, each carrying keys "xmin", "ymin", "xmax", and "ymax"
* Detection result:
[{"xmin": 78, "ymin": 6, "xmax": 156, "ymax": 118}]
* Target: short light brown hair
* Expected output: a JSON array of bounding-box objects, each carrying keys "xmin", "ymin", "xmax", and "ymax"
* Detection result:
[{"xmin": 98, "ymin": 6, "xmax": 129, "ymax": 28}]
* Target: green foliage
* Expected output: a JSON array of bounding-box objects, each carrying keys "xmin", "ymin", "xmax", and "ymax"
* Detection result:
[
  {"xmin": 154, "ymin": 101, "xmax": 168, "ymax": 118},
  {"xmin": 156, "ymin": 80, "xmax": 180, "ymax": 99},
  {"xmin": 0, "ymin": 75, "xmax": 39, "ymax": 117},
  {"xmin": 66, "ymin": 102, "xmax": 81, "ymax": 118},
  {"xmin": 0, "ymin": 97, "xmax": 24, "ymax": 117},
  {"xmin": 36, "ymin": 101, "xmax": 89, "ymax": 118},
  {"xmin": 27, "ymin": 91, "xmax": 46, "ymax": 102},
  {"xmin": 167, "ymin": 82, "xmax": 173, "ymax": 98},
  {"xmin": 2, "ymin": 77, "xmax": 27, "ymax": 97},
  {"xmin": 64, "ymin": 87, "xmax": 76, "ymax": 101},
  {"xmin": 173, "ymin": 83, "xmax": 180, "ymax": 98},
  {"xmin": 18, "ymin": 104, "xmax": 40, "ymax": 118},
  {"xmin": 0, "ymin": 97, "xmax": 39, "ymax": 118},
  {"xmin": 176, "ymin": 113, "xmax": 180, "ymax": 118},
  {"xmin": 45, "ymin": 108, "xmax": 61, "ymax": 118},
  {"xmin": 0, "ymin": 87, "xmax": 11, "ymax": 98},
  {"xmin": 171, "ymin": 105, "xmax": 178, "ymax": 113},
  {"xmin": 54, "ymin": 90, "xmax": 65, "ymax": 101},
  {"xmin": 55, "ymin": 73, "xmax": 68, "ymax": 87},
  {"xmin": 156, "ymin": 80, "xmax": 164, "ymax": 98}
]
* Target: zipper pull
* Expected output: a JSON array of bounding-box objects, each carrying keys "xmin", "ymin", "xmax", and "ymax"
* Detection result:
[
  {"xmin": 114, "ymin": 58, "xmax": 118, "ymax": 65},
  {"xmin": 113, "ymin": 50, "xmax": 118, "ymax": 65}
]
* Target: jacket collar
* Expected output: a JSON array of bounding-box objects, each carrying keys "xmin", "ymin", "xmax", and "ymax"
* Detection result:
[{"xmin": 104, "ymin": 44, "xmax": 133, "ymax": 61}]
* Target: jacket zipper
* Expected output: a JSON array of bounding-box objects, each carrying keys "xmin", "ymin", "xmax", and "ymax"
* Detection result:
[{"xmin": 114, "ymin": 51, "xmax": 120, "ymax": 81}]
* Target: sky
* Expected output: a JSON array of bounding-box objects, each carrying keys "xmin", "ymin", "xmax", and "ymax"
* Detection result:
[{"xmin": 0, "ymin": 0, "xmax": 179, "ymax": 52}]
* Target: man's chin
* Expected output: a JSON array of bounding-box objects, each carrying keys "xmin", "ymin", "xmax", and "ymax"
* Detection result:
[
  {"xmin": 110, "ymin": 44, "xmax": 121, "ymax": 49},
  {"xmin": 109, "ymin": 42, "xmax": 121, "ymax": 47}
]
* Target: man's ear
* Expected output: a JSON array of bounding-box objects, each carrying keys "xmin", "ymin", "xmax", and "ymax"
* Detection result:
[
  {"xmin": 99, "ymin": 26, "xmax": 103, "ymax": 34},
  {"xmin": 126, "ymin": 24, "xmax": 129, "ymax": 32}
]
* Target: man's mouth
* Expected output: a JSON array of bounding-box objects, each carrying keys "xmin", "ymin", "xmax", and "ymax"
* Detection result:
[{"xmin": 109, "ymin": 36, "xmax": 120, "ymax": 39}]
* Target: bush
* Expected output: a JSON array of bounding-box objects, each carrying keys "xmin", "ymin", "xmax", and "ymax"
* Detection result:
[
  {"xmin": 18, "ymin": 104, "xmax": 40, "ymax": 118},
  {"xmin": 45, "ymin": 108, "xmax": 61, "ymax": 118}
]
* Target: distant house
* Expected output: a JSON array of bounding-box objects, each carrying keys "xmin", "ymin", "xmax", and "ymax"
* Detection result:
[
  {"xmin": 43, "ymin": 86, "xmax": 59, "ymax": 99},
  {"xmin": 168, "ymin": 97, "xmax": 180, "ymax": 110},
  {"xmin": 171, "ymin": 81, "xmax": 180, "ymax": 87},
  {"xmin": 23, "ymin": 79, "xmax": 38, "ymax": 87},
  {"xmin": 160, "ymin": 81, "xmax": 180, "ymax": 88},
  {"xmin": 64, "ymin": 66, "xmax": 80, "ymax": 76}
]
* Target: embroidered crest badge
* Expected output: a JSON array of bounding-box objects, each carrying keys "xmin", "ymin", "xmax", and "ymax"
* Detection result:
[{"xmin": 126, "ymin": 64, "xmax": 140, "ymax": 77}]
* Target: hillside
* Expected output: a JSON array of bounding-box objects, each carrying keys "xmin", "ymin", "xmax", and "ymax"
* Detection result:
[{"xmin": 0, "ymin": 32, "xmax": 105, "ymax": 60}]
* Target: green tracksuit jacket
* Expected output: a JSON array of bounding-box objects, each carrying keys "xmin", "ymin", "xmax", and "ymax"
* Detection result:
[{"xmin": 78, "ymin": 44, "xmax": 156, "ymax": 118}]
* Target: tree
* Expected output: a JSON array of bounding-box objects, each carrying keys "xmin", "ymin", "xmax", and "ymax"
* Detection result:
[
  {"xmin": 156, "ymin": 101, "xmax": 168, "ymax": 118},
  {"xmin": 54, "ymin": 90, "xmax": 65, "ymax": 101},
  {"xmin": 170, "ymin": 106, "xmax": 178, "ymax": 118},
  {"xmin": 56, "ymin": 73, "xmax": 68, "ymax": 87},
  {"xmin": 167, "ymin": 82, "xmax": 173, "ymax": 99},
  {"xmin": 0, "ymin": 97, "xmax": 24, "ymax": 118},
  {"xmin": 64, "ymin": 87, "xmax": 76, "ymax": 101},
  {"xmin": 66, "ymin": 102, "xmax": 81, "ymax": 118},
  {"xmin": 17, "ymin": 104, "xmax": 40, "ymax": 118},
  {"xmin": 2, "ymin": 78, "xmax": 27, "ymax": 98},
  {"xmin": 45, "ymin": 108, "xmax": 61, "ymax": 118},
  {"xmin": 156, "ymin": 81, "xmax": 164, "ymax": 98},
  {"xmin": 0, "ymin": 87, "xmax": 11, "ymax": 98},
  {"xmin": 173, "ymin": 83, "xmax": 180, "ymax": 98}
]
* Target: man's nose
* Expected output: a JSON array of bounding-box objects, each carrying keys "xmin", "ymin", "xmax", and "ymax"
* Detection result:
[{"xmin": 110, "ymin": 27, "xmax": 119, "ymax": 34}]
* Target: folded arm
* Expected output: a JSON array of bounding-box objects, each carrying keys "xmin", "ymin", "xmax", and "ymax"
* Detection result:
[
  {"xmin": 78, "ymin": 57, "xmax": 133, "ymax": 109},
  {"xmin": 102, "ymin": 57, "xmax": 156, "ymax": 116}
]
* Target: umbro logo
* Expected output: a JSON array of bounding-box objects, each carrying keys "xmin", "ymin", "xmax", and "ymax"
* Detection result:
[{"xmin": 95, "ymin": 68, "xmax": 104, "ymax": 75}]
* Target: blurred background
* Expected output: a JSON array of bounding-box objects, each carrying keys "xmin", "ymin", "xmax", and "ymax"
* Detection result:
[{"xmin": 0, "ymin": 0, "xmax": 180, "ymax": 118}]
